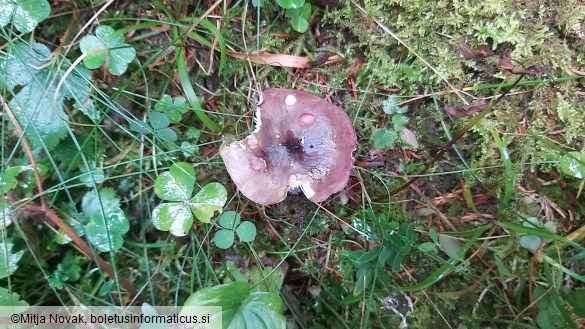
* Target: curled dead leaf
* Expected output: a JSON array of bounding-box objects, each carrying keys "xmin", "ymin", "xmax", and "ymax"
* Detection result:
[
  {"xmin": 457, "ymin": 40, "xmax": 495, "ymax": 60},
  {"xmin": 443, "ymin": 99, "xmax": 488, "ymax": 117}
]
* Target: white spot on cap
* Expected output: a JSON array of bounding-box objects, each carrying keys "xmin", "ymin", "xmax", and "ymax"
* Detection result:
[
  {"xmin": 299, "ymin": 113, "xmax": 315, "ymax": 126},
  {"xmin": 285, "ymin": 95, "xmax": 296, "ymax": 106}
]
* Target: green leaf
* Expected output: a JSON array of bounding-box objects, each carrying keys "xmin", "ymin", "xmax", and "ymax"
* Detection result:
[
  {"xmin": 181, "ymin": 282, "xmax": 286, "ymax": 329},
  {"xmin": 52, "ymin": 251, "xmax": 81, "ymax": 283},
  {"xmin": 277, "ymin": 0, "xmax": 304, "ymax": 9},
  {"xmin": 0, "ymin": 287, "xmax": 28, "ymax": 316},
  {"xmin": 519, "ymin": 235, "xmax": 541, "ymax": 252},
  {"xmin": 151, "ymin": 203, "xmax": 193, "ymax": 237},
  {"xmin": 290, "ymin": 16, "xmax": 309, "ymax": 33},
  {"xmin": 0, "ymin": 41, "xmax": 95, "ymax": 149},
  {"xmin": 418, "ymin": 242, "xmax": 436, "ymax": 253},
  {"xmin": 86, "ymin": 207, "xmax": 130, "ymax": 252},
  {"xmin": 299, "ymin": 3, "xmax": 312, "ymax": 19},
  {"xmin": 190, "ymin": 182, "xmax": 227, "ymax": 223},
  {"xmin": 559, "ymin": 151, "xmax": 585, "ymax": 179},
  {"xmin": 566, "ymin": 288, "xmax": 585, "ymax": 317},
  {"xmin": 0, "ymin": 243, "xmax": 24, "ymax": 279},
  {"xmin": 382, "ymin": 96, "xmax": 400, "ymax": 114},
  {"xmin": 372, "ymin": 128, "xmax": 397, "ymax": 150},
  {"xmin": 81, "ymin": 188, "xmax": 120, "ymax": 216},
  {"xmin": 392, "ymin": 114, "xmax": 409, "ymax": 131},
  {"xmin": 154, "ymin": 162, "xmax": 195, "ymax": 201},
  {"xmin": 438, "ymin": 235, "xmax": 463, "ymax": 261},
  {"xmin": 215, "ymin": 229, "xmax": 235, "ymax": 249},
  {"xmin": 219, "ymin": 211, "xmax": 240, "ymax": 230},
  {"xmin": 155, "ymin": 94, "xmax": 190, "ymax": 122},
  {"xmin": 0, "ymin": 0, "xmax": 51, "ymax": 33},
  {"xmin": 148, "ymin": 111, "xmax": 170, "ymax": 130},
  {"xmin": 236, "ymin": 221, "xmax": 257, "ymax": 243},
  {"xmin": 80, "ymin": 25, "xmax": 136, "ymax": 75}
]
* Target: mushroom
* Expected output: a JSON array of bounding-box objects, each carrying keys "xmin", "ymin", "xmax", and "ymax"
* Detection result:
[{"xmin": 221, "ymin": 88, "xmax": 356, "ymax": 205}]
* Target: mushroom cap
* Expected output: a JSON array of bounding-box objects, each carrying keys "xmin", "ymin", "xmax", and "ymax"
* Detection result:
[{"xmin": 221, "ymin": 88, "xmax": 356, "ymax": 205}]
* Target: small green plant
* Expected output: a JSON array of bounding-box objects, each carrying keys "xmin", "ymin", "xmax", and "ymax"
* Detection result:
[
  {"xmin": 152, "ymin": 162, "xmax": 227, "ymax": 236},
  {"xmin": 341, "ymin": 221, "xmax": 418, "ymax": 297},
  {"xmin": 80, "ymin": 25, "xmax": 136, "ymax": 75},
  {"xmin": 214, "ymin": 211, "xmax": 257, "ymax": 249},
  {"xmin": 154, "ymin": 94, "xmax": 190, "ymax": 123},
  {"xmin": 0, "ymin": 0, "xmax": 50, "ymax": 33},
  {"xmin": 81, "ymin": 188, "xmax": 130, "ymax": 252},
  {"xmin": 372, "ymin": 96, "xmax": 410, "ymax": 150},
  {"xmin": 180, "ymin": 281, "xmax": 286, "ymax": 329},
  {"xmin": 277, "ymin": 0, "xmax": 312, "ymax": 33}
]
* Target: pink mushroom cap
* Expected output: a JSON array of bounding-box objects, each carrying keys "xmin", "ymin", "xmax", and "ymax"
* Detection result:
[{"xmin": 221, "ymin": 88, "xmax": 357, "ymax": 205}]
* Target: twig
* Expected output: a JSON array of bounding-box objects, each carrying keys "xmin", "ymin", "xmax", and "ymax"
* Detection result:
[{"xmin": 1, "ymin": 95, "xmax": 140, "ymax": 302}]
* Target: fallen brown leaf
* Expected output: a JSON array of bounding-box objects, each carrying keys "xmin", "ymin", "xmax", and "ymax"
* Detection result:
[
  {"xmin": 443, "ymin": 99, "xmax": 488, "ymax": 117},
  {"xmin": 457, "ymin": 40, "xmax": 495, "ymax": 60},
  {"xmin": 227, "ymin": 50, "xmax": 309, "ymax": 68}
]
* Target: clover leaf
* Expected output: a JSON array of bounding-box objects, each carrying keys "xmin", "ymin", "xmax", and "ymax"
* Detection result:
[
  {"xmin": 0, "ymin": 242, "xmax": 24, "ymax": 279},
  {"xmin": 148, "ymin": 111, "xmax": 177, "ymax": 142},
  {"xmin": 214, "ymin": 211, "xmax": 257, "ymax": 249},
  {"xmin": 0, "ymin": 0, "xmax": 51, "ymax": 33},
  {"xmin": 155, "ymin": 94, "xmax": 190, "ymax": 122},
  {"xmin": 80, "ymin": 25, "xmax": 136, "ymax": 75},
  {"xmin": 152, "ymin": 162, "xmax": 227, "ymax": 237},
  {"xmin": 0, "ymin": 41, "xmax": 96, "ymax": 150},
  {"xmin": 81, "ymin": 188, "xmax": 129, "ymax": 252}
]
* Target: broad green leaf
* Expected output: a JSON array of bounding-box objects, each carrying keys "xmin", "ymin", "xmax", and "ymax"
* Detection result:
[
  {"xmin": 372, "ymin": 129, "xmax": 397, "ymax": 150},
  {"xmin": 299, "ymin": 3, "xmax": 312, "ymax": 19},
  {"xmin": 148, "ymin": 111, "xmax": 177, "ymax": 142},
  {"xmin": 559, "ymin": 151, "xmax": 585, "ymax": 179},
  {"xmin": 148, "ymin": 111, "xmax": 170, "ymax": 130},
  {"xmin": 438, "ymin": 235, "xmax": 463, "ymax": 261},
  {"xmin": 0, "ymin": 243, "xmax": 24, "ymax": 279},
  {"xmin": 182, "ymin": 281, "xmax": 285, "ymax": 329},
  {"xmin": 0, "ymin": 287, "xmax": 28, "ymax": 316},
  {"xmin": 219, "ymin": 211, "xmax": 240, "ymax": 230},
  {"xmin": 418, "ymin": 242, "xmax": 436, "ymax": 253},
  {"xmin": 236, "ymin": 221, "xmax": 257, "ymax": 243},
  {"xmin": 152, "ymin": 203, "xmax": 193, "ymax": 237},
  {"xmin": 566, "ymin": 288, "xmax": 585, "ymax": 317},
  {"xmin": 81, "ymin": 188, "xmax": 120, "ymax": 216},
  {"xmin": 80, "ymin": 25, "xmax": 136, "ymax": 75},
  {"xmin": 0, "ymin": 41, "xmax": 95, "ymax": 149},
  {"xmin": 215, "ymin": 229, "xmax": 235, "ymax": 249},
  {"xmin": 0, "ymin": 0, "xmax": 50, "ymax": 33},
  {"xmin": 290, "ymin": 16, "xmax": 309, "ymax": 33},
  {"xmin": 154, "ymin": 163, "xmax": 195, "ymax": 201},
  {"xmin": 277, "ymin": 0, "xmax": 304, "ymax": 9},
  {"xmin": 86, "ymin": 207, "xmax": 129, "ymax": 252},
  {"xmin": 0, "ymin": 166, "xmax": 25, "ymax": 193},
  {"xmin": 190, "ymin": 183, "xmax": 227, "ymax": 223}
]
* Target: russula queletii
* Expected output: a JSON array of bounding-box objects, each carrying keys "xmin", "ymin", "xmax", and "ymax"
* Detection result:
[{"xmin": 221, "ymin": 88, "xmax": 357, "ymax": 205}]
